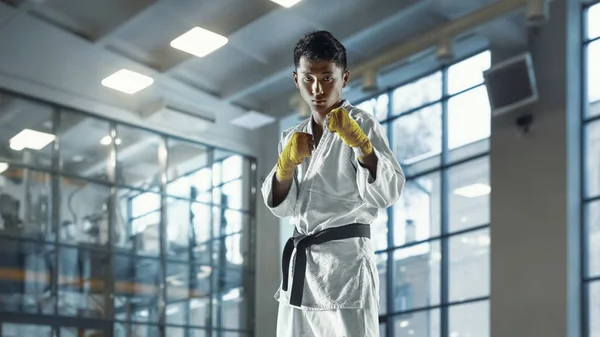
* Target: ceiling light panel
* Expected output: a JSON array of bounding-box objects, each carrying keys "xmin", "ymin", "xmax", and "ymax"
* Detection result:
[
  {"xmin": 101, "ymin": 69, "xmax": 154, "ymax": 94},
  {"xmin": 170, "ymin": 27, "xmax": 228, "ymax": 57},
  {"xmin": 9, "ymin": 129, "xmax": 56, "ymax": 151},
  {"xmin": 270, "ymin": 0, "xmax": 302, "ymax": 7}
]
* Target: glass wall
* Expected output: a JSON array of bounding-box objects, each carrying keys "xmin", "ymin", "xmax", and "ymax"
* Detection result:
[
  {"xmin": 0, "ymin": 89, "xmax": 257, "ymax": 337},
  {"xmin": 355, "ymin": 50, "xmax": 491, "ymax": 337},
  {"xmin": 583, "ymin": 2, "xmax": 600, "ymax": 337}
]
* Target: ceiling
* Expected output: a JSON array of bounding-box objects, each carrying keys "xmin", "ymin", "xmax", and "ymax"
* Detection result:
[{"xmin": 0, "ymin": 0, "xmax": 533, "ymax": 155}]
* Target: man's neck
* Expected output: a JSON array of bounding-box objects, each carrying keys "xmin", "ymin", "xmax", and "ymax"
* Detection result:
[{"xmin": 312, "ymin": 113, "xmax": 326, "ymax": 130}]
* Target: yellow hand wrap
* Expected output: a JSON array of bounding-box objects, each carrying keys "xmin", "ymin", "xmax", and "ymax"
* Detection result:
[
  {"xmin": 327, "ymin": 107, "xmax": 373, "ymax": 158},
  {"xmin": 276, "ymin": 132, "xmax": 312, "ymax": 181}
]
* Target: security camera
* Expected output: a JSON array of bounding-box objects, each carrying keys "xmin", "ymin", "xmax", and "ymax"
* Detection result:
[{"xmin": 516, "ymin": 113, "xmax": 534, "ymax": 134}]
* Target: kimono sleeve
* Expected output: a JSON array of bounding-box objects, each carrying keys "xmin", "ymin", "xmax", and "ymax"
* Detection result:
[
  {"xmin": 260, "ymin": 132, "xmax": 298, "ymax": 218},
  {"xmin": 353, "ymin": 115, "xmax": 405, "ymax": 209}
]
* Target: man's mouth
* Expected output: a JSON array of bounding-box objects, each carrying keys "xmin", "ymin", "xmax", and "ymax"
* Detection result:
[{"xmin": 312, "ymin": 99, "xmax": 326, "ymax": 104}]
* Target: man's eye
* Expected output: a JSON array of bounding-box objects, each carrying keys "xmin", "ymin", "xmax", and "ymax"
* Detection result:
[
  {"xmin": 303, "ymin": 77, "xmax": 312, "ymax": 81},
  {"xmin": 324, "ymin": 77, "xmax": 332, "ymax": 81}
]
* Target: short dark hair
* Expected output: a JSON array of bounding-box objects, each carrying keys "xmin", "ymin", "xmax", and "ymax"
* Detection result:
[{"xmin": 293, "ymin": 31, "xmax": 347, "ymax": 71}]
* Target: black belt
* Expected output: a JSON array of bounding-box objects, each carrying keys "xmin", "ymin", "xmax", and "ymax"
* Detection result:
[{"xmin": 281, "ymin": 223, "xmax": 370, "ymax": 306}]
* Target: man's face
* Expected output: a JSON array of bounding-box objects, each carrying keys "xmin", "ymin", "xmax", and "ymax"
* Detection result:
[{"xmin": 293, "ymin": 56, "xmax": 349, "ymax": 117}]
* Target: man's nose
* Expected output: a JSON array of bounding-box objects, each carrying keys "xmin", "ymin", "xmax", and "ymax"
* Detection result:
[{"xmin": 312, "ymin": 81, "xmax": 323, "ymax": 95}]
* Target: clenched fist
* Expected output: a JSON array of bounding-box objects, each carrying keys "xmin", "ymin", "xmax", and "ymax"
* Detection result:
[
  {"xmin": 326, "ymin": 107, "xmax": 373, "ymax": 158},
  {"xmin": 276, "ymin": 132, "xmax": 314, "ymax": 180}
]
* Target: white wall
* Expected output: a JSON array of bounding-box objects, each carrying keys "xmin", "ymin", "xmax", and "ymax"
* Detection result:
[
  {"xmin": 489, "ymin": 2, "xmax": 582, "ymax": 337},
  {"xmin": 253, "ymin": 120, "xmax": 281, "ymax": 337}
]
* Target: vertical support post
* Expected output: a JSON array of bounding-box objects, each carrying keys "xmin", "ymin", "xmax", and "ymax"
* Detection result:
[
  {"xmin": 51, "ymin": 107, "xmax": 61, "ymax": 337},
  {"xmin": 440, "ymin": 66, "xmax": 450, "ymax": 337},
  {"xmin": 157, "ymin": 136, "xmax": 169, "ymax": 337}
]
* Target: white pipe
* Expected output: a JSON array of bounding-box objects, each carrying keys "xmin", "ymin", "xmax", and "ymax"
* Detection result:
[
  {"xmin": 436, "ymin": 37, "xmax": 454, "ymax": 65},
  {"xmin": 362, "ymin": 68, "xmax": 378, "ymax": 92},
  {"xmin": 526, "ymin": 0, "xmax": 551, "ymax": 26},
  {"xmin": 351, "ymin": 0, "xmax": 528, "ymax": 81}
]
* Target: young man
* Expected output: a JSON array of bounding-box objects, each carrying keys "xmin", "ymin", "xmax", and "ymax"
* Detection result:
[{"xmin": 261, "ymin": 30, "xmax": 405, "ymax": 336}]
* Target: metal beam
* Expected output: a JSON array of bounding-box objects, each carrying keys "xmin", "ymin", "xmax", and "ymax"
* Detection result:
[
  {"xmin": 221, "ymin": 0, "xmax": 434, "ymax": 104},
  {"xmin": 160, "ymin": 2, "xmax": 280, "ymax": 74},
  {"xmin": 10, "ymin": 2, "xmax": 253, "ymax": 120},
  {"xmin": 240, "ymin": 0, "xmax": 528, "ymax": 111},
  {"xmin": 93, "ymin": 0, "xmax": 161, "ymax": 47},
  {"xmin": 0, "ymin": 0, "xmax": 37, "ymax": 30},
  {"xmin": 0, "ymin": 94, "xmax": 20, "ymax": 120},
  {"xmin": 224, "ymin": 66, "xmax": 292, "ymax": 104},
  {"xmin": 480, "ymin": 12, "xmax": 528, "ymax": 48},
  {"xmin": 350, "ymin": 0, "xmax": 528, "ymax": 80}
]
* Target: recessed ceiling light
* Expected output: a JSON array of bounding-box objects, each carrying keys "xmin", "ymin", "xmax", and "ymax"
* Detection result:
[
  {"xmin": 270, "ymin": 0, "xmax": 302, "ymax": 7},
  {"xmin": 0, "ymin": 162, "xmax": 8, "ymax": 174},
  {"xmin": 170, "ymin": 27, "xmax": 228, "ymax": 58},
  {"xmin": 101, "ymin": 69, "xmax": 154, "ymax": 94},
  {"xmin": 10, "ymin": 129, "xmax": 56, "ymax": 151},
  {"xmin": 454, "ymin": 183, "xmax": 491, "ymax": 198}
]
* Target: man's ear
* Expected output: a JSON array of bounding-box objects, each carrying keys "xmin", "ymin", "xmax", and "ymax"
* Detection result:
[
  {"xmin": 293, "ymin": 71, "xmax": 299, "ymax": 88},
  {"xmin": 342, "ymin": 70, "xmax": 350, "ymax": 88}
]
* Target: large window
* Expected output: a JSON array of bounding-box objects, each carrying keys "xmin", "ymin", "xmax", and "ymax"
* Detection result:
[
  {"xmin": 583, "ymin": 3, "xmax": 600, "ymax": 337},
  {"xmin": 356, "ymin": 50, "xmax": 491, "ymax": 337},
  {"xmin": 0, "ymin": 89, "xmax": 257, "ymax": 336}
]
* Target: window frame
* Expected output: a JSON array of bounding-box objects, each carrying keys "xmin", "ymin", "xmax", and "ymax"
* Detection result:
[
  {"xmin": 355, "ymin": 48, "xmax": 492, "ymax": 337},
  {"xmin": 581, "ymin": 2, "xmax": 600, "ymax": 337},
  {"xmin": 0, "ymin": 86, "xmax": 257, "ymax": 336}
]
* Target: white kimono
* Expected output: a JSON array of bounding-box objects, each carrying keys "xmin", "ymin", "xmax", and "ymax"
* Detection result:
[{"xmin": 261, "ymin": 100, "xmax": 405, "ymax": 336}]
